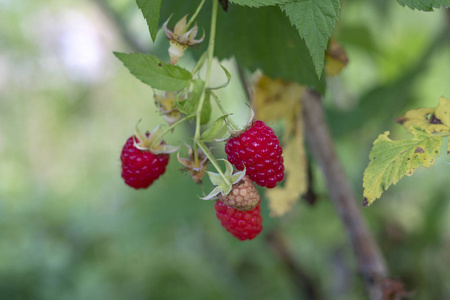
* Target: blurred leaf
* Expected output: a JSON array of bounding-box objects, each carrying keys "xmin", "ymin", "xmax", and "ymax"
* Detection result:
[
  {"xmin": 252, "ymin": 75, "xmax": 305, "ymax": 140},
  {"xmin": 266, "ymin": 116, "xmax": 307, "ymax": 216},
  {"xmin": 114, "ymin": 52, "xmax": 192, "ymax": 91},
  {"xmin": 280, "ymin": 0, "xmax": 340, "ymax": 78},
  {"xmin": 363, "ymin": 128, "xmax": 442, "ymax": 206},
  {"xmin": 337, "ymin": 25, "xmax": 379, "ymax": 55},
  {"xmin": 136, "ymin": 0, "xmax": 163, "ymax": 42},
  {"xmin": 159, "ymin": 2, "xmax": 326, "ymax": 93},
  {"xmin": 325, "ymin": 40, "xmax": 349, "ymax": 77},
  {"xmin": 397, "ymin": 0, "xmax": 450, "ymax": 11},
  {"xmin": 327, "ymin": 29, "xmax": 445, "ymax": 137}
]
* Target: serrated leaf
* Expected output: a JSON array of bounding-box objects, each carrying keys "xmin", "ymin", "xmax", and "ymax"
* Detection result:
[
  {"xmin": 114, "ymin": 52, "xmax": 192, "ymax": 91},
  {"xmin": 136, "ymin": 0, "xmax": 162, "ymax": 42},
  {"xmin": 159, "ymin": 2, "xmax": 325, "ymax": 93},
  {"xmin": 266, "ymin": 115, "xmax": 307, "ymax": 216},
  {"xmin": 363, "ymin": 128, "xmax": 442, "ymax": 206},
  {"xmin": 201, "ymin": 115, "xmax": 228, "ymax": 142},
  {"xmin": 280, "ymin": 0, "xmax": 340, "ymax": 78},
  {"xmin": 230, "ymin": 0, "xmax": 296, "ymax": 7},
  {"xmin": 210, "ymin": 65, "xmax": 231, "ymax": 90},
  {"xmin": 396, "ymin": 98, "xmax": 450, "ymax": 134},
  {"xmin": 397, "ymin": 0, "xmax": 450, "ymax": 11}
]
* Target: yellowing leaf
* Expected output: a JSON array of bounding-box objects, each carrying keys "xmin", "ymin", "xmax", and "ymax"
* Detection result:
[
  {"xmin": 396, "ymin": 97, "xmax": 450, "ymax": 134},
  {"xmin": 434, "ymin": 97, "xmax": 450, "ymax": 127},
  {"xmin": 266, "ymin": 116, "xmax": 307, "ymax": 216},
  {"xmin": 363, "ymin": 128, "xmax": 442, "ymax": 206},
  {"xmin": 252, "ymin": 74, "xmax": 305, "ymax": 141},
  {"xmin": 325, "ymin": 40, "xmax": 349, "ymax": 77}
]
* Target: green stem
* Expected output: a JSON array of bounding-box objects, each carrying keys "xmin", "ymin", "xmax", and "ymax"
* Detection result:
[
  {"xmin": 191, "ymin": 51, "xmax": 208, "ymax": 76},
  {"xmin": 193, "ymin": 0, "xmax": 218, "ymax": 168},
  {"xmin": 150, "ymin": 114, "xmax": 195, "ymax": 148},
  {"xmin": 186, "ymin": 0, "xmax": 206, "ymax": 30},
  {"xmin": 196, "ymin": 141, "xmax": 230, "ymax": 185},
  {"xmin": 210, "ymin": 91, "xmax": 239, "ymax": 130}
]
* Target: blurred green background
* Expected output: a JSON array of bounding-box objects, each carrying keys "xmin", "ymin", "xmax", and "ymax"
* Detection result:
[{"xmin": 1, "ymin": 0, "xmax": 450, "ymax": 299}]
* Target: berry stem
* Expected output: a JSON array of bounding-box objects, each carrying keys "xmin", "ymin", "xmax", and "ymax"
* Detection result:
[
  {"xmin": 185, "ymin": 0, "xmax": 206, "ymax": 30},
  {"xmin": 193, "ymin": 0, "xmax": 218, "ymax": 167},
  {"xmin": 196, "ymin": 140, "xmax": 231, "ymax": 186},
  {"xmin": 191, "ymin": 51, "xmax": 207, "ymax": 76},
  {"xmin": 150, "ymin": 113, "xmax": 195, "ymax": 148},
  {"xmin": 210, "ymin": 91, "xmax": 240, "ymax": 131}
]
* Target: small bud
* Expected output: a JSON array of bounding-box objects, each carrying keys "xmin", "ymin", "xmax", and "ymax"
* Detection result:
[
  {"xmin": 177, "ymin": 144, "xmax": 208, "ymax": 184},
  {"xmin": 154, "ymin": 91, "xmax": 184, "ymax": 126},
  {"xmin": 163, "ymin": 16, "xmax": 205, "ymax": 64}
]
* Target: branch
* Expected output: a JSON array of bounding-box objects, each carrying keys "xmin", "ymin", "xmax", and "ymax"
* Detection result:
[{"xmin": 302, "ymin": 89, "xmax": 388, "ymax": 300}]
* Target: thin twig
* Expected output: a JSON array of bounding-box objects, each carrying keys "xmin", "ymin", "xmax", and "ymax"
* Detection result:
[{"xmin": 302, "ymin": 89, "xmax": 388, "ymax": 300}]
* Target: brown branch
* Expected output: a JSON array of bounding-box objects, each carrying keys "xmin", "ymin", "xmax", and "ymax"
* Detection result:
[{"xmin": 302, "ymin": 89, "xmax": 388, "ymax": 300}]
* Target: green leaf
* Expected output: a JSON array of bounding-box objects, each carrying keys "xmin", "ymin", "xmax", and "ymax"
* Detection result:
[
  {"xmin": 114, "ymin": 52, "xmax": 192, "ymax": 91},
  {"xmin": 210, "ymin": 65, "xmax": 231, "ymax": 90},
  {"xmin": 363, "ymin": 128, "xmax": 442, "ymax": 206},
  {"xmin": 136, "ymin": 0, "xmax": 162, "ymax": 42},
  {"xmin": 280, "ymin": 0, "xmax": 340, "ymax": 78},
  {"xmin": 230, "ymin": 0, "xmax": 297, "ymax": 7},
  {"xmin": 159, "ymin": 2, "xmax": 325, "ymax": 93},
  {"xmin": 201, "ymin": 115, "xmax": 228, "ymax": 142},
  {"xmin": 397, "ymin": 0, "xmax": 450, "ymax": 11}
]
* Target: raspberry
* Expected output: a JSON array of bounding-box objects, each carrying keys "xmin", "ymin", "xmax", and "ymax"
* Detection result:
[
  {"xmin": 219, "ymin": 176, "xmax": 261, "ymax": 211},
  {"xmin": 225, "ymin": 120, "xmax": 284, "ymax": 188},
  {"xmin": 121, "ymin": 135, "xmax": 169, "ymax": 189},
  {"xmin": 214, "ymin": 200, "xmax": 263, "ymax": 241}
]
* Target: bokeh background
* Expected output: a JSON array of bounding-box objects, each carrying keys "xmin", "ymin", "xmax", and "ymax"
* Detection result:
[{"xmin": 1, "ymin": 0, "xmax": 450, "ymax": 299}]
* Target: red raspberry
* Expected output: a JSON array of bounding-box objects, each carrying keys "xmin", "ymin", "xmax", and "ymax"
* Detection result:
[
  {"xmin": 214, "ymin": 200, "xmax": 263, "ymax": 241},
  {"xmin": 225, "ymin": 120, "xmax": 284, "ymax": 188},
  {"xmin": 121, "ymin": 135, "xmax": 169, "ymax": 189}
]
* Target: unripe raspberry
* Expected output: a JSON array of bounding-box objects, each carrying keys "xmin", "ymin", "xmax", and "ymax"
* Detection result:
[{"xmin": 219, "ymin": 176, "xmax": 260, "ymax": 211}]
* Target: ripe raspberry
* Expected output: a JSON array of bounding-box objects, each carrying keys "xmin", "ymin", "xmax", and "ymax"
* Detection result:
[
  {"xmin": 225, "ymin": 120, "xmax": 284, "ymax": 188},
  {"xmin": 218, "ymin": 176, "xmax": 261, "ymax": 211},
  {"xmin": 121, "ymin": 135, "xmax": 170, "ymax": 189},
  {"xmin": 215, "ymin": 200, "xmax": 263, "ymax": 241}
]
